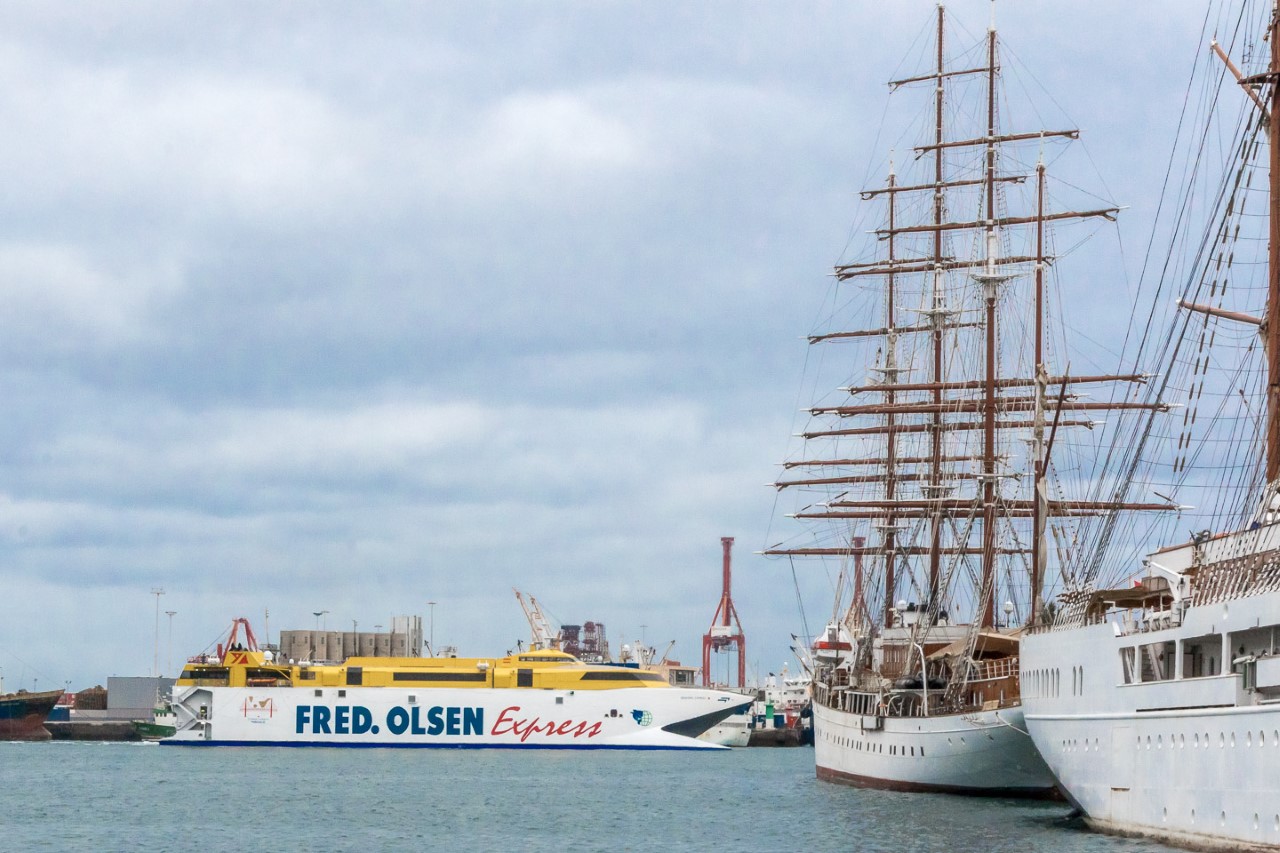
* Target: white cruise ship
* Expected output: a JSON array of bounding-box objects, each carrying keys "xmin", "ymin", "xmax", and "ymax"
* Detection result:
[{"xmin": 1022, "ymin": 1, "xmax": 1280, "ymax": 848}]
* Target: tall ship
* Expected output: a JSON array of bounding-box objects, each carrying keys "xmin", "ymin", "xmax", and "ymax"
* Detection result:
[
  {"xmin": 1022, "ymin": 1, "xmax": 1280, "ymax": 848},
  {"xmin": 765, "ymin": 3, "xmax": 1152, "ymax": 795},
  {"xmin": 0, "ymin": 687, "xmax": 62, "ymax": 741},
  {"xmin": 165, "ymin": 618, "xmax": 750, "ymax": 749}
]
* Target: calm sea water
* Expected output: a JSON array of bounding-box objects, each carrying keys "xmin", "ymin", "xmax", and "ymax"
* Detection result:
[{"xmin": 0, "ymin": 742, "xmax": 1181, "ymax": 853}]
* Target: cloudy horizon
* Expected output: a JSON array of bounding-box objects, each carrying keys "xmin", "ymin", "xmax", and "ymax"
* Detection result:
[{"xmin": 0, "ymin": 1, "xmax": 1219, "ymax": 691}]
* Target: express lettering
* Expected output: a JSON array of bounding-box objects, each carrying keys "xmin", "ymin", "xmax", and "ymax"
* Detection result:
[{"xmin": 490, "ymin": 705, "xmax": 603, "ymax": 742}]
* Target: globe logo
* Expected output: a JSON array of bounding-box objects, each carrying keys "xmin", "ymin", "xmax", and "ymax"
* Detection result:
[{"xmin": 631, "ymin": 709, "xmax": 653, "ymax": 727}]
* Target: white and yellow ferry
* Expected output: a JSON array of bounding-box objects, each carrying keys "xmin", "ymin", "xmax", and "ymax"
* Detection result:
[{"xmin": 165, "ymin": 619, "xmax": 750, "ymax": 750}]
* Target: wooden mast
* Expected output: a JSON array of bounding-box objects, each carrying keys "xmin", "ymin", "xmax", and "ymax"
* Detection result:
[
  {"xmin": 764, "ymin": 3, "xmax": 1176, "ymax": 645},
  {"xmin": 882, "ymin": 163, "xmax": 900, "ymax": 630},
  {"xmin": 926, "ymin": 0, "xmax": 945, "ymax": 622},
  {"xmin": 978, "ymin": 20, "xmax": 999, "ymax": 629},
  {"xmin": 1268, "ymin": 1, "xmax": 1280, "ymax": 484},
  {"xmin": 1031, "ymin": 155, "xmax": 1048, "ymax": 618}
]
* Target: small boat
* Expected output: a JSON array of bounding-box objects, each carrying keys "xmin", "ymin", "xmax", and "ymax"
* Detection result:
[
  {"xmin": 132, "ymin": 704, "xmax": 177, "ymax": 741},
  {"xmin": 697, "ymin": 709, "xmax": 752, "ymax": 748},
  {"xmin": 165, "ymin": 618, "xmax": 752, "ymax": 749}
]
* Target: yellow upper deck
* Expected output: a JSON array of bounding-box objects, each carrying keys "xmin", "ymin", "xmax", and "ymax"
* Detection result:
[{"xmin": 176, "ymin": 649, "xmax": 672, "ymax": 690}]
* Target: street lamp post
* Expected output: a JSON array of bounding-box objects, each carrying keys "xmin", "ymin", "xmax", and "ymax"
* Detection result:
[
  {"xmin": 151, "ymin": 588, "xmax": 165, "ymax": 677},
  {"xmin": 165, "ymin": 610, "xmax": 177, "ymax": 676},
  {"xmin": 427, "ymin": 601, "xmax": 437, "ymax": 657}
]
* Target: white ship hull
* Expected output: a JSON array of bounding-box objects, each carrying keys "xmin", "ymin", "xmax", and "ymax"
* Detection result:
[
  {"xmin": 165, "ymin": 684, "xmax": 748, "ymax": 750},
  {"xmin": 1023, "ymin": 578, "xmax": 1280, "ymax": 850},
  {"xmin": 697, "ymin": 712, "xmax": 751, "ymax": 747},
  {"xmin": 813, "ymin": 700, "xmax": 1056, "ymax": 795}
]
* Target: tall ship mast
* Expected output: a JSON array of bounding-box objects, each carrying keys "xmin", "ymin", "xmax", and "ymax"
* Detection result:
[
  {"xmin": 1022, "ymin": 0, "xmax": 1280, "ymax": 847},
  {"xmin": 766, "ymin": 3, "xmax": 1160, "ymax": 795}
]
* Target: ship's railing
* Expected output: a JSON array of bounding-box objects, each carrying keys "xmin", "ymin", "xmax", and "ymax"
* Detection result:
[
  {"xmin": 1191, "ymin": 549, "xmax": 1280, "ymax": 605},
  {"xmin": 966, "ymin": 656, "xmax": 1018, "ymax": 682},
  {"xmin": 815, "ymin": 678, "xmax": 1006, "ymax": 719}
]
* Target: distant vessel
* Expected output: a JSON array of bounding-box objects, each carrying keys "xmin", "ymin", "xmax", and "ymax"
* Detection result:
[
  {"xmin": 132, "ymin": 700, "xmax": 177, "ymax": 741},
  {"xmin": 697, "ymin": 710, "xmax": 751, "ymax": 748},
  {"xmin": 764, "ymin": 2, "xmax": 1145, "ymax": 795},
  {"xmin": 165, "ymin": 618, "xmax": 751, "ymax": 749},
  {"xmin": 0, "ymin": 689, "xmax": 63, "ymax": 741},
  {"xmin": 1022, "ymin": 1, "xmax": 1280, "ymax": 848},
  {"xmin": 746, "ymin": 670, "xmax": 811, "ymax": 747}
]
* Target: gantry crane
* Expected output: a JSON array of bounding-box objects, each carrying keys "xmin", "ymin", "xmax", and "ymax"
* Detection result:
[
  {"xmin": 701, "ymin": 537, "xmax": 746, "ymax": 687},
  {"xmin": 513, "ymin": 588, "xmax": 561, "ymax": 651}
]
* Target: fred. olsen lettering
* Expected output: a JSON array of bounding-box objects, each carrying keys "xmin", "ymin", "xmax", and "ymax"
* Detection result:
[{"xmin": 294, "ymin": 705, "xmax": 484, "ymax": 737}]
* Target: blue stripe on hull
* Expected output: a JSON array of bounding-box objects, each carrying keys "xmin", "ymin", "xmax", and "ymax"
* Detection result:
[{"xmin": 159, "ymin": 740, "xmax": 714, "ymax": 751}]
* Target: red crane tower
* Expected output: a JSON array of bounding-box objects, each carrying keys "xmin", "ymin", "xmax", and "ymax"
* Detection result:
[{"xmin": 701, "ymin": 536, "xmax": 745, "ymax": 687}]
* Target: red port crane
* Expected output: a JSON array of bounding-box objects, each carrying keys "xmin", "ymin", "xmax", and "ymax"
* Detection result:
[{"xmin": 701, "ymin": 536, "xmax": 745, "ymax": 688}]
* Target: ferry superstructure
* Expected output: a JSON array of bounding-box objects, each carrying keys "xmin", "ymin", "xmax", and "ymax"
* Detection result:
[{"xmin": 165, "ymin": 619, "xmax": 751, "ymax": 750}]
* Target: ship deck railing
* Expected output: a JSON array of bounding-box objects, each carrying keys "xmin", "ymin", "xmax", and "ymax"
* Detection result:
[
  {"xmin": 814, "ymin": 682, "xmax": 996, "ymax": 719},
  {"xmin": 966, "ymin": 656, "xmax": 1019, "ymax": 681}
]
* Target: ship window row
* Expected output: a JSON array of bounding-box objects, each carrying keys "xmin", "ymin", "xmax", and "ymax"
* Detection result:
[
  {"xmin": 1061, "ymin": 729, "xmax": 1280, "ymax": 754},
  {"xmin": 391, "ymin": 672, "xmax": 488, "ymax": 682},
  {"xmin": 1140, "ymin": 729, "xmax": 1280, "ymax": 750},
  {"xmin": 1059, "ymin": 737, "xmax": 1100, "ymax": 752},
  {"xmin": 1116, "ymin": 629, "xmax": 1280, "ymax": 685},
  {"xmin": 825, "ymin": 731, "xmax": 923, "ymax": 757},
  {"xmin": 1027, "ymin": 668, "xmax": 1060, "ymax": 698},
  {"xmin": 578, "ymin": 671, "xmax": 666, "ymax": 683}
]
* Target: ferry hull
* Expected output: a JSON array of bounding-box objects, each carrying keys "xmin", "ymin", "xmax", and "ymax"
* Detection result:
[
  {"xmin": 1023, "ymin": 588, "xmax": 1280, "ymax": 851},
  {"xmin": 813, "ymin": 701, "xmax": 1057, "ymax": 797},
  {"xmin": 165, "ymin": 684, "xmax": 749, "ymax": 750}
]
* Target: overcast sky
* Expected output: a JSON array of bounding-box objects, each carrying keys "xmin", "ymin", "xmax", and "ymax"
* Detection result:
[{"xmin": 0, "ymin": 1, "xmax": 1225, "ymax": 691}]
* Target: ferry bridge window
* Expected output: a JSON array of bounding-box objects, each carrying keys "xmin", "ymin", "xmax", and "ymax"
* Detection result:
[
  {"xmin": 517, "ymin": 669, "xmax": 533, "ymax": 688},
  {"xmin": 392, "ymin": 672, "xmax": 486, "ymax": 682},
  {"xmin": 578, "ymin": 671, "xmax": 666, "ymax": 683}
]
